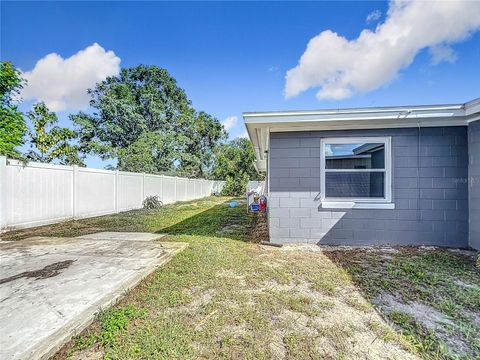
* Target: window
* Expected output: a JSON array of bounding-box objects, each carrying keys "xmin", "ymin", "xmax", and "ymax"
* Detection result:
[{"xmin": 320, "ymin": 137, "xmax": 392, "ymax": 206}]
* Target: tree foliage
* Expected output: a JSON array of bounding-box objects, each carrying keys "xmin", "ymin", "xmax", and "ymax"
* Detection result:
[
  {"xmin": 25, "ymin": 102, "xmax": 83, "ymax": 165},
  {"xmin": 0, "ymin": 61, "xmax": 27, "ymax": 158},
  {"xmin": 221, "ymin": 173, "xmax": 250, "ymax": 196},
  {"xmin": 212, "ymin": 138, "xmax": 263, "ymax": 195},
  {"xmin": 212, "ymin": 138, "xmax": 261, "ymax": 180},
  {"xmin": 179, "ymin": 111, "xmax": 225, "ymax": 177},
  {"xmin": 117, "ymin": 132, "xmax": 172, "ymax": 174},
  {"xmin": 72, "ymin": 65, "xmax": 225, "ymax": 176}
]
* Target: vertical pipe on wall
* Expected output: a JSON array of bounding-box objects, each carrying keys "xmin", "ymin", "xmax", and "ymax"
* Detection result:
[{"xmin": 416, "ymin": 117, "xmax": 422, "ymax": 222}]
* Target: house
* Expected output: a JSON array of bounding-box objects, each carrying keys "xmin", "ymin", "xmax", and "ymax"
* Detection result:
[{"xmin": 243, "ymin": 99, "xmax": 480, "ymax": 249}]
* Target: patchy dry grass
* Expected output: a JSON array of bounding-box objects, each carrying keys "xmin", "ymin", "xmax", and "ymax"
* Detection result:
[
  {"xmin": 4, "ymin": 197, "xmax": 477, "ymax": 359},
  {"xmin": 326, "ymin": 247, "xmax": 480, "ymax": 359}
]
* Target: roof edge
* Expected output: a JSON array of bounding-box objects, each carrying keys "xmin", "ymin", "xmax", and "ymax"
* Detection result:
[{"xmin": 243, "ymin": 100, "xmax": 479, "ymax": 120}]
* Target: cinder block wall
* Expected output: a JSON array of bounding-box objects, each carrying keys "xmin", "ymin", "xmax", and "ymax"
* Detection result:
[
  {"xmin": 469, "ymin": 120, "xmax": 480, "ymax": 249},
  {"xmin": 268, "ymin": 127, "xmax": 469, "ymax": 247}
]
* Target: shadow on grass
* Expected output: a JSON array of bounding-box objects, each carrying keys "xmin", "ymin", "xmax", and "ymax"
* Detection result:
[
  {"xmin": 159, "ymin": 200, "xmax": 253, "ymax": 241},
  {"xmin": 1, "ymin": 197, "xmax": 251, "ymax": 242},
  {"xmin": 323, "ymin": 248, "xmax": 480, "ymax": 359}
]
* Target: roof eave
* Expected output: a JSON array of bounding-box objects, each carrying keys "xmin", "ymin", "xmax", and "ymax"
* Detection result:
[{"xmin": 243, "ymin": 99, "xmax": 480, "ymax": 166}]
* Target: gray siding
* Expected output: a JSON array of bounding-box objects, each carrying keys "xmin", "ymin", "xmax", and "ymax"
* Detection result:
[
  {"xmin": 469, "ymin": 120, "xmax": 480, "ymax": 249},
  {"xmin": 268, "ymin": 127, "xmax": 469, "ymax": 247}
]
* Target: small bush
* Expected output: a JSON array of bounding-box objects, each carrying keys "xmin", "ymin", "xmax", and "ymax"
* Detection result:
[
  {"xmin": 221, "ymin": 174, "xmax": 249, "ymax": 196},
  {"xmin": 142, "ymin": 195, "xmax": 163, "ymax": 209}
]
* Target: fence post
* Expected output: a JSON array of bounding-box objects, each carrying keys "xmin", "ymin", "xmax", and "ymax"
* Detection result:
[
  {"xmin": 115, "ymin": 170, "xmax": 119, "ymax": 213},
  {"xmin": 142, "ymin": 172, "xmax": 145, "ymax": 204},
  {"xmin": 72, "ymin": 164, "xmax": 78, "ymax": 219},
  {"xmin": 0, "ymin": 156, "xmax": 7, "ymax": 230},
  {"xmin": 174, "ymin": 177, "xmax": 178, "ymax": 202},
  {"xmin": 160, "ymin": 175, "xmax": 164, "ymax": 204}
]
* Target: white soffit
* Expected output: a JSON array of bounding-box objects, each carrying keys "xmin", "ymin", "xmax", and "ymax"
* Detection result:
[{"xmin": 243, "ymin": 99, "xmax": 480, "ymax": 169}]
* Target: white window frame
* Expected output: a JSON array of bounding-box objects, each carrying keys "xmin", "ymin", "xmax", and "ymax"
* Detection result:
[{"xmin": 320, "ymin": 137, "xmax": 393, "ymax": 208}]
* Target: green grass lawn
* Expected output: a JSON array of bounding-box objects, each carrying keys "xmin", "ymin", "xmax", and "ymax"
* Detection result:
[{"xmin": 3, "ymin": 197, "xmax": 479, "ymax": 360}]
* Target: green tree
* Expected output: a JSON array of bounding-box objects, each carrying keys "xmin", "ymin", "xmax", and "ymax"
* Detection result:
[
  {"xmin": 0, "ymin": 61, "xmax": 27, "ymax": 158},
  {"xmin": 178, "ymin": 111, "xmax": 226, "ymax": 178},
  {"xmin": 25, "ymin": 102, "xmax": 83, "ymax": 165},
  {"xmin": 212, "ymin": 137, "xmax": 261, "ymax": 180},
  {"xmin": 72, "ymin": 65, "xmax": 224, "ymax": 175},
  {"xmin": 117, "ymin": 132, "xmax": 173, "ymax": 174},
  {"xmin": 212, "ymin": 138, "xmax": 263, "ymax": 195}
]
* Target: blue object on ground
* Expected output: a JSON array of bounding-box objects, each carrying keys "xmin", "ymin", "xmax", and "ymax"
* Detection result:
[
  {"xmin": 250, "ymin": 204, "xmax": 260, "ymax": 212},
  {"xmin": 229, "ymin": 201, "xmax": 237, "ymax": 208}
]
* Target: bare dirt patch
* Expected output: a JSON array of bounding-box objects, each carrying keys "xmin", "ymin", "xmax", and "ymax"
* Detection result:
[
  {"xmin": 249, "ymin": 212, "xmax": 269, "ymax": 243},
  {"xmin": 325, "ymin": 246, "xmax": 480, "ymax": 359},
  {"xmin": 217, "ymin": 224, "xmax": 244, "ymax": 235},
  {"xmin": 69, "ymin": 347, "xmax": 104, "ymax": 360},
  {"xmin": 374, "ymin": 293, "xmax": 453, "ymax": 330}
]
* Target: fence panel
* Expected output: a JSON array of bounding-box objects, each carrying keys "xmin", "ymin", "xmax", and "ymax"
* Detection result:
[
  {"xmin": 161, "ymin": 176, "xmax": 176, "ymax": 204},
  {"xmin": 75, "ymin": 167, "xmax": 116, "ymax": 218},
  {"xmin": 187, "ymin": 180, "xmax": 196, "ymax": 201},
  {"xmin": 118, "ymin": 171, "xmax": 143, "ymax": 211},
  {"xmin": 176, "ymin": 178, "xmax": 188, "ymax": 202},
  {"xmin": 247, "ymin": 181, "xmax": 265, "ymax": 194},
  {"xmin": 0, "ymin": 156, "xmax": 224, "ymax": 231},
  {"xmin": 195, "ymin": 179, "xmax": 202, "ymax": 198},
  {"xmin": 144, "ymin": 174, "xmax": 163, "ymax": 200},
  {"xmin": 3, "ymin": 160, "xmax": 73, "ymax": 228}
]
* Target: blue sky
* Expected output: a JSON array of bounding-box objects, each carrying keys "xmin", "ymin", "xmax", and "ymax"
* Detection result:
[{"xmin": 2, "ymin": 1, "xmax": 480, "ymax": 168}]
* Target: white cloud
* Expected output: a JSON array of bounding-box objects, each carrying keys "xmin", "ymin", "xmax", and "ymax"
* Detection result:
[
  {"xmin": 21, "ymin": 43, "xmax": 120, "ymax": 111},
  {"xmin": 366, "ymin": 9, "xmax": 382, "ymax": 23},
  {"xmin": 285, "ymin": 0, "xmax": 480, "ymax": 101},
  {"xmin": 222, "ymin": 116, "xmax": 238, "ymax": 131},
  {"xmin": 429, "ymin": 45, "xmax": 458, "ymax": 65}
]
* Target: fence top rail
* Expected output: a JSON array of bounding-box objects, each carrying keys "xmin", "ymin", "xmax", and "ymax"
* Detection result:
[
  {"xmin": 4, "ymin": 158, "xmax": 226, "ymax": 182},
  {"xmin": 77, "ymin": 167, "xmax": 115, "ymax": 175},
  {"xmin": 118, "ymin": 171, "xmax": 145, "ymax": 177},
  {"xmin": 6, "ymin": 159, "xmax": 74, "ymax": 171}
]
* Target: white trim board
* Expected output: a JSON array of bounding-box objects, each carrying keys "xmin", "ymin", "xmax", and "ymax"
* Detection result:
[{"xmin": 243, "ymin": 98, "xmax": 479, "ymax": 168}]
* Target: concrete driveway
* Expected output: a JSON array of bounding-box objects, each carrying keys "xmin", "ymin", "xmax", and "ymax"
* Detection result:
[{"xmin": 0, "ymin": 232, "xmax": 187, "ymax": 360}]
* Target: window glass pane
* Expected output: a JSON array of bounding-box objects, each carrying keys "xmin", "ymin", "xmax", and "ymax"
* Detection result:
[
  {"xmin": 325, "ymin": 143, "xmax": 385, "ymax": 169},
  {"xmin": 325, "ymin": 172, "xmax": 385, "ymax": 198}
]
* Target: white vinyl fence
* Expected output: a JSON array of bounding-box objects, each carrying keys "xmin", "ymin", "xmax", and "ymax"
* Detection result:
[
  {"xmin": 247, "ymin": 181, "xmax": 266, "ymax": 194},
  {"xmin": 0, "ymin": 156, "xmax": 224, "ymax": 231}
]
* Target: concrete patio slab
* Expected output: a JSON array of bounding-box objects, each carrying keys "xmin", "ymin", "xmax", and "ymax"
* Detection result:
[
  {"xmin": 0, "ymin": 234, "xmax": 187, "ymax": 360},
  {"xmin": 76, "ymin": 231, "xmax": 166, "ymax": 241}
]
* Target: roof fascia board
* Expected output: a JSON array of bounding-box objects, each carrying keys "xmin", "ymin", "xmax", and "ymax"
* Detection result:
[
  {"xmin": 243, "ymin": 104, "xmax": 464, "ymax": 120},
  {"xmin": 243, "ymin": 99, "xmax": 479, "ymax": 166},
  {"xmin": 247, "ymin": 115, "xmax": 467, "ymax": 131},
  {"xmin": 244, "ymin": 110, "xmax": 465, "ymax": 125},
  {"xmin": 464, "ymin": 98, "xmax": 480, "ymax": 116}
]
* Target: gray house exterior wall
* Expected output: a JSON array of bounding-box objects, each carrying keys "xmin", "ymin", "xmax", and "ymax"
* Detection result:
[
  {"xmin": 469, "ymin": 120, "xmax": 480, "ymax": 249},
  {"xmin": 268, "ymin": 126, "xmax": 469, "ymax": 247}
]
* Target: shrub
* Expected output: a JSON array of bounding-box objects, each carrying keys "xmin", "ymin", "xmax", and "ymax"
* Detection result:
[
  {"xmin": 142, "ymin": 195, "xmax": 163, "ymax": 209},
  {"xmin": 221, "ymin": 173, "xmax": 249, "ymax": 196}
]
